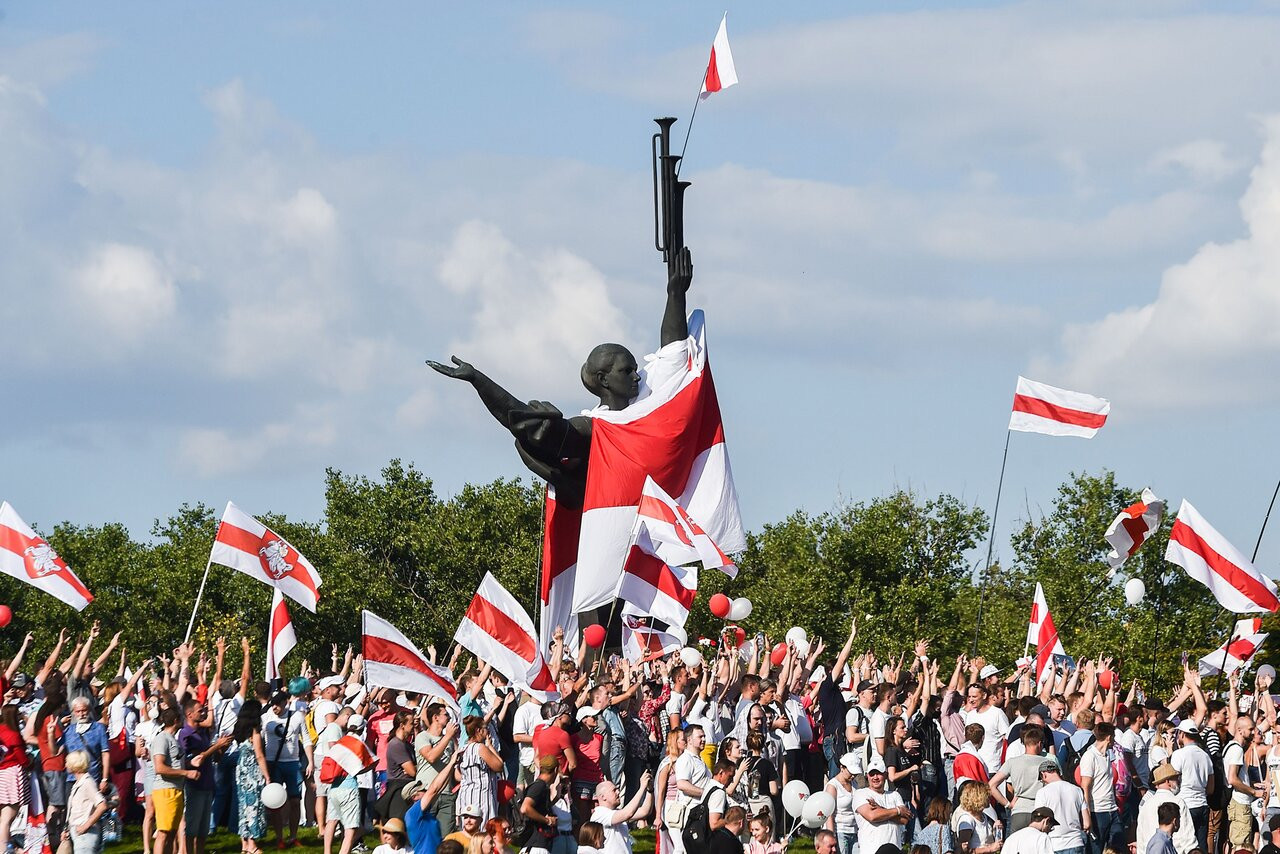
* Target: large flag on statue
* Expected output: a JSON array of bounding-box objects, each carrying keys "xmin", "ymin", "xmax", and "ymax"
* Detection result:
[
  {"xmin": 1026, "ymin": 583, "xmax": 1066, "ymax": 683},
  {"xmin": 363, "ymin": 610, "xmax": 459, "ymax": 711},
  {"xmin": 1199, "ymin": 618, "xmax": 1268, "ymax": 676},
  {"xmin": 1009, "ymin": 376, "xmax": 1110, "ymax": 438},
  {"xmin": 265, "ymin": 587, "xmax": 296, "ymax": 681},
  {"xmin": 210, "ymin": 502, "xmax": 322, "ymax": 612},
  {"xmin": 1166, "ymin": 500, "xmax": 1279, "ymax": 614},
  {"xmin": 455, "ymin": 573, "xmax": 559, "ymax": 700},
  {"xmin": 540, "ymin": 485, "xmax": 580, "ymax": 654},
  {"xmin": 571, "ymin": 310, "xmax": 745, "ymax": 612},
  {"xmin": 700, "ymin": 13, "xmax": 738, "ymax": 99},
  {"xmin": 1105, "ymin": 488, "xmax": 1164, "ymax": 570},
  {"xmin": 0, "ymin": 502, "xmax": 93, "ymax": 611}
]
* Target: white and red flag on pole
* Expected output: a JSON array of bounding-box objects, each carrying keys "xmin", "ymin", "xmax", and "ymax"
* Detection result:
[
  {"xmin": 1008, "ymin": 376, "xmax": 1110, "ymax": 439},
  {"xmin": 1105, "ymin": 488, "xmax": 1165, "ymax": 571},
  {"xmin": 319, "ymin": 734, "xmax": 375, "ymax": 784},
  {"xmin": 617, "ymin": 528, "xmax": 698, "ymax": 628},
  {"xmin": 700, "ymin": 14, "xmax": 738, "ymax": 99},
  {"xmin": 210, "ymin": 502, "xmax": 322, "ymax": 613},
  {"xmin": 265, "ymin": 587, "xmax": 296, "ymax": 681},
  {"xmin": 539, "ymin": 485, "xmax": 580, "ymax": 655},
  {"xmin": 0, "ymin": 502, "xmax": 93, "ymax": 611},
  {"xmin": 571, "ymin": 311, "xmax": 745, "ymax": 612},
  {"xmin": 636, "ymin": 476, "xmax": 736, "ymax": 576},
  {"xmin": 1199, "ymin": 618, "xmax": 1268, "ymax": 676},
  {"xmin": 455, "ymin": 573, "xmax": 559, "ymax": 700},
  {"xmin": 362, "ymin": 610, "xmax": 459, "ymax": 712},
  {"xmin": 621, "ymin": 612, "xmax": 687, "ymax": 663},
  {"xmin": 1166, "ymin": 500, "xmax": 1280, "ymax": 614},
  {"xmin": 1026, "ymin": 583, "xmax": 1066, "ymax": 683}
]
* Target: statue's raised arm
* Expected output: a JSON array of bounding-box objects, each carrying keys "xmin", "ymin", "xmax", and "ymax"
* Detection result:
[{"xmin": 660, "ymin": 246, "xmax": 692, "ymax": 347}]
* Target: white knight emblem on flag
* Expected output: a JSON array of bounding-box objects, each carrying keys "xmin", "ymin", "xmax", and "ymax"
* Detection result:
[
  {"xmin": 23, "ymin": 544, "xmax": 61, "ymax": 578},
  {"xmin": 258, "ymin": 540, "xmax": 293, "ymax": 580}
]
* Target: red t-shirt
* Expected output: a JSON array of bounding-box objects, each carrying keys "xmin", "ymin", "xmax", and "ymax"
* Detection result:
[
  {"xmin": 532, "ymin": 724, "xmax": 572, "ymax": 774},
  {"xmin": 571, "ymin": 731, "xmax": 603, "ymax": 785},
  {"xmin": 0, "ymin": 725, "xmax": 26, "ymax": 770},
  {"xmin": 37, "ymin": 719, "xmax": 65, "ymax": 772}
]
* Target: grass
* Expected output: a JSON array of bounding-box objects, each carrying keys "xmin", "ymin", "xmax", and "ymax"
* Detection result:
[{"xmin": 108, "ymin": 825, "xmax": 819, "ymax": 853}]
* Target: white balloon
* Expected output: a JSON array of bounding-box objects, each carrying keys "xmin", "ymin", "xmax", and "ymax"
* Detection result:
[
  {"xmin": 680, "ymin": 647, "xmax": 704, "ymax": 668},
  {"xmin": 785, "ymin": 627, "xmax": 808, "ymax": 647},
  {"xmin": 1124, "ymin": 577, "xmax": 1146, "ymax": 606},
  {"xmin": 262, "ymin": 782, "xmax": 288, "ymax": 810},
  {"xmin": 781, "ymin": 779, "xmax": 810, "ymax": 818},
  {"xmin": 729, "ymin": 597, "xmax": 753, "ymax": 621},
  {"xmin": 802, "ymin": 792, "xmax": 835, "ymax": 828},
  {"xmin": 795, "ymin": 639, "xmax": 811, "ymax": 658},
  {"xmin": 1258, "ymin": 664, "xmax": 1276, "ymax": 682}
]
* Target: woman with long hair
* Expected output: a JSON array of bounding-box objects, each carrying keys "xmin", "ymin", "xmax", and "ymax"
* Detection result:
[
  {"xmin": 743, "ymin": 730, "xmax": 781, "ymax": 837},
  {"xmin": 652, "ymin": 729, "xmax": 685, "ymax": 854},
  {"xmin": 31, "ymin": 689, "xmax": 69, "ymax": 846},
  {"xmin": 456, "ymin": 715, "xmax": 502, "ymax": 824},
  {"xmin": 232, "ymin": 699, "xmax": 270, "ymax": 854},
  {"xmin": 0, "ymin": 703, "xmax": 30, "ymax": 854},
  {"xmin": 954, "ymin": 781, "xmax": 1001, "ymax": 854},
  {"xmin": 916, "ymin": 796, "xmax": 956, "ymax": 854}
]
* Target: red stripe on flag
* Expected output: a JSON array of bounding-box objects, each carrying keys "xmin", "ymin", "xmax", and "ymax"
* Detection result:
[
  {"xmin": 1011, "ymin": 394, "xmax": 1107, "ymax": 429},
  {"xmin": 541, "ymin": 490, "xmax": 580, "ymax": 603},
  {"xmin": 0, "ymin": 526, "xmax": 94, "ymax": 603},
  {"xmin": 1170, "ymin": 519, "xmax": 1280, "ymax": 611},
  {"xmin": 465, "ymin": 595, "xmax": 538, "ymax": 663},
  {"xmin": 1120, "ymin": 515, "xmax": 1149, "ymax": 557},
  {"xmin": 1226, "ymin": 637, "xmax": 1258, "ymax": 660},
  {"xmin": 216, "ymin": 521, "xmax": 319, "ymax": 601},
  {"xmin": 623, "ymin": 547, "xmax": 696, "ymax": 608},
  {"xmin": 270, "ymin": 596, "xmax": 291, "ymax": 638},
  {"xmin": 705, "ymin": 47, "xmax": 722, "ymax": 93},
  {"xmin": 364, "ymin": 635, "xmax": 458, "ymax": 700}
]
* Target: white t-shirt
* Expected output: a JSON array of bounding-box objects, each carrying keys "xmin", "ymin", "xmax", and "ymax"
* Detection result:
[
  {"xmin": 674, "ymin": 751, "xmax": 711, "ymax": 806},
  {"xmin": 513, "ymin": 700, "xmax": 544, "ymax": 771},
  {"xmin": 852, "ymin": 786, "xmax": 906, "ymax": 851},
  {"xmin": 107, "ymin": 694, "xmax": 138, "ymax": 741},
  {"xmin": 956, "ymin": 811, "xmax": 996, "ymax": 849},
  {"xmin": 687, "ymin": 698, "xmax": 726, "ymax": 744},
  {"xmin": 1116, "ymin": 727, "xmax": 1150, "ymax": 787},
  {"xmin": 1078, "ymin": 745, "xmax": 1117, "ymax": 812},
  {"xmin": 311, "ymin": 699, "xmax": 341, "ymax": 727},
  {"xmin": 210, "ymin": 694, "xmax": 243, "ymax": 741},
  {"xmin": 1223, "ymin": 741, "xmax": 1255, "ymax": 805},
  {"xmin": 964, "ymin": 705, "xmax": 1011, "ymax": 773},
  {"xmin": 1002, "ymin": 825, "xmax": 1054, "ymax": 854},
  {"xmin": 1171, "ymin": 745, "xmax": 1212, "ymax": 809},
  {"xmin": 591, "ymin": 805, "xmax": 633, "ymax": 854},
  {"xmin": 787, "ymin": 697, "xmax": 813, "ymax": 744},
  {"xmin": 869, "ymin": 709, "xmax": 890, "ymax": 760},
  {"xmin": 315, "ymin": 722, "xmax": 342, "ymax": 781},
  {"xmin": 1034, "ymin": 779, "xmax": 1086, "ymax": 851},
  {"xmin": 261, "ymin": 708, "xmax": 307, "ymax": 762},
  {"xmin": 665, "ymin": 692, "xmax": 686, "ymax": 727}
]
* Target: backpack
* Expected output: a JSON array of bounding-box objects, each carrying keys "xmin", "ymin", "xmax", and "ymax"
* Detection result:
[
  {"xmin": 1058, "ymin": 733, "xmax": 1091, "ymax": 783},
  {"xmin": 507, "ymin": 785, "xmax": 535, "ymax": 847},
  {"xmin": 304, "ymin": 706, "xmax": 319, "ymax": 745},
  {"xmin": 682, "ymin": 784, "xmax": 718, "ymax": 851}
]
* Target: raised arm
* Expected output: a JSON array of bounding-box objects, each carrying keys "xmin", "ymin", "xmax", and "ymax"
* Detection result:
[
  {"xmin": 36, "ymin": 629, "xmax": 68, "ymax": 687},
  {"xmin": 660, "ymin": 247, "xmax": 692, "ymax": 347},
  {"xmin": 5, "ymin": 632, "xmax": 33, "ymax": 681},
  {"xmin": 832, "ymin": 618, "xmax": 858, "ymax": 682},
  {"xmin": 91, "ymin": 631, "xmax": 122, "ymax": 676}
]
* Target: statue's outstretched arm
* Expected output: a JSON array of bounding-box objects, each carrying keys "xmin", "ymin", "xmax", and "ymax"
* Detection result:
[
  {"xmin": 660, "ymin": 247, "xmax": 692, "ymax": 348},
  {"xmin": 426, "ymin": 356, "xmax": 525, "ymax": 429}
]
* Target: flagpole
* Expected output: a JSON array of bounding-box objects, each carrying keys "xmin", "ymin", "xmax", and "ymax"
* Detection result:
[
  {"xmin": 676, "ymin": 69, "xmax": 709, "ymax": 172},
  {"xmin": 1213, "ymin": 476, "xmax": 1280, "ymax": 689},
  {"xmin": 183, "ymin": 557, "xmax": 215, "ymax": 644},
  {"xmin": 971, "ymin": 430, "xmax": 1012, "ymax": 655}
]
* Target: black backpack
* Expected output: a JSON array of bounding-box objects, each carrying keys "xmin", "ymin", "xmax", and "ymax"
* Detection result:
[{"xmin": 682, "ymin": 785, "xmax": 718, "ymax": 850}]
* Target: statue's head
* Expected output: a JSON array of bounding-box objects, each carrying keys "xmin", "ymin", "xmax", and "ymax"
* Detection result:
[{"xmin": 581, "ymin": 343, "xmax": 640, "ymax": 405}]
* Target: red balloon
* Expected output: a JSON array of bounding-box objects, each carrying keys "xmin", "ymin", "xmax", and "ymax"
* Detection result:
[
  {"xmin": 1098, "ymin": 669, "xmax": 1116, "ymax": 691},
  {"xmin": 583, "ymin": 624, "xmax": 607, "ymax": 648},
  {"xmin": 770, "ymin": 642, "xmax": 788, "ymax": 667},
  {"xmin": 0, "ymin": 606, "xmax": 12, "ymax": 628},
  {"xmin": 722, "ymin": 626, "xmax": 746, "ymax": 648},
  {"xmin": 497, "ymin": 780, "xmax": 516, "ymax": 804},
  {"xmin": 709, "ymin": 593, "xmax": 732, "ymax": 619}
]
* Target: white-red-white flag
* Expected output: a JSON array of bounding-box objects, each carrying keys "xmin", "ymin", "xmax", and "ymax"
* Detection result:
[
  {"xmin": 1105, "ymin": 488, "xmax": 1165, "ymax": 570},
  {"xmin": 1166, "ymin": 500, "xmax": 1280, "ymax": 614},
  {"xmin": 210, "ymin": 502, "xmax": 322, "ymax": 613},
  {"xmin": 1008, "ymin": 376, "xmax": 1110, "ymax": 439},
  {"xmin": 539, "ymin": 485, "xmax": 580, "ymax": 655},
  {"xmin": 455, "ymin": 573, "xmax": 559, "ymax": 700},
  {"xmin": 636, "ymin": 476, "xmax": 736, "ymax": 576},
  {"xmin": 572, "ymin": 312, "xmax": 745, "ymax": 612},
  {"xmin": 266, "ymin": 587, "xmax": 296, "ymax": 681},
  {"xmin": 617, "ymin": 527, "xmax": 698, "ymax": 628},
  {"xmin": 1199, "ymin": 618, "xmax": 1268, "ymax": 676},
  {"xmin": 700, "ymin": 14, "xmax": 738, "ymax": 99},
  {"xmin": 24, "ymin": 767, "xmax": 51, "ymax": 854},
  {"xmin": 621, "ymin": 612, "xmax": 687, "ymax": 663},
  {"xmin": 0, "ymin": 502, "xmax": 93, "ymax": 611},
  {"xmin": 362, "ymin": 610, "xmax": 459, "ymax": 712},
  {"xmin": 1026, "ymin": 583, "xmax": 1066, "ymax": 684},
  {"xmin": 319, "ymin": 734, "xmax": 375, "ymax": 784}
]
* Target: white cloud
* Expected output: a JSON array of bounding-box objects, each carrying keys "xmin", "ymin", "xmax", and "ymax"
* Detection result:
[
  {"xmin": 177, "ymin": 409, "xmax": 338, "ymax": 477},
  {"xmin": 70, "ymin": 243, "xmax": 177, "ymax": 343},
  {"xmin": 1149, "ymin": 140, "xmax": 1245, "ymax": 183},
  {"xmin": 1048, "ymin": 117, "xmax": 1280, "ymax": 407}
]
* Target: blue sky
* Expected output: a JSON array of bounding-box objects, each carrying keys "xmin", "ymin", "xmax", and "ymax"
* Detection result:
[{"xmin": 4, "ymin": 2, "xmax": 1280, "ymax": 574}]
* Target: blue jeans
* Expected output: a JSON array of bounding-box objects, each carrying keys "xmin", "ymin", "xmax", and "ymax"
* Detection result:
[
  {"xmin": 1188, "ymin": 805, "xmax": 1209, "ymax": 852},
  {"xmin": 822, "ymin": 733, "xmax": 844, "ymax": 779},
  {"xmin": 1089, "ymin": 810, "xmax": 1119, "ymax": 854},
  {"xmin": 1057, "ymin": 846, "xmax": 1086, "ymax": 854},
  {"xmin": 210, "ymin": 751, "xmax": 238, "ymax": 832},
  {"xmin": 838, "ymin": 830, "xmax": 857, "ymax": 854}
]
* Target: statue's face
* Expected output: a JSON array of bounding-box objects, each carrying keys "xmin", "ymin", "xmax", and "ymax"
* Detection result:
[{"xmin": 601, "ymin": 351, "xmax": 640, "ymax": 400}]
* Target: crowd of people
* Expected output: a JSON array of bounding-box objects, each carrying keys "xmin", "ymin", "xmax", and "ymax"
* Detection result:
[{"xmin": 0, "ymin": 616, "xmax": 1273, "ymax": 854}]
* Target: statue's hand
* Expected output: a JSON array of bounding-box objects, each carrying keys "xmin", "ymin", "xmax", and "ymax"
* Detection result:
[
  {"xmin": 426, "ymin": 355, "xmax": 476, "ymax": 382},
  {"xmin": 667, "ymin": 246, "xmax": 692, "ymax": 295}
]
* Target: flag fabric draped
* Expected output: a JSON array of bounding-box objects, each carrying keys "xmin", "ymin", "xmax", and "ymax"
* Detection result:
[
  {"xmin": 362, "ymin": 610, "xmax": 459, "ymax": 711},
  {"xmin": 1199, "ymin": 618, "xmax": 1268, "ymax": 676},
  {"xmin": 1008, "ymin": 376, "xmax": 1110, "ymax": 438},
  {"xmin": 0, "ymin": 502, "xmax": 93, "ymax": 611},
  {"xmin": 319, "ymin": 734, "xmax": 375, "ymax": 784},
  {"xmin": 617, "ymin": 528, "xmax": 698, "ymax": 628},
  {"xmin": 1027, "ymin": 583, "xmax": 1066, "ymax": 683},
  {"xmin": 25, "ymin": 767, "xmax": 51, "ymax": 854},
  {"xmin": 572, "ymin": 311, "xmax": 745, "ymax": 612},
  {"xmin": 1166, "ymin": 500, "xmax": 1280, "ymax": 614},
  {"xmin": 621, "ymin": 613, "xmax": 687, "ymax": 663},
  {"xmin": 700, "ymin": 13, "xmax": 738, "ymax": 99},
  {"xmin": 210, "ymin": 501, "xmax": 322, "ymax": 612},
  {"xmin": 539, "ymin": 485, "xmax": 580, "ymax": 654},
  {"xmin": 635, "ymin": 476, "xmax": 736, "ymax": 576},
  {"xmin": 1105, "ymin": 488, "xmax": 1165, "ymax": 570},
  {"xmin": 455, "ymin": 573, "xmax": 559, "ymax": 700},
  {"xmin": 265, "ymin": 587, "xmax": 296, "ymax": 681}
]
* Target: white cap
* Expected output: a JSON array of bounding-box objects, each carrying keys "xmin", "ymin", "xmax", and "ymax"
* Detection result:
[
  {"xmin": 346, "ymin": 713, "xmax": 365, "ymax": 729},
  {"xmin": 839, "ymin": 752, "xmax": 862, "ymax": 775},
  {"xmin": 316, "ymin": 676, "xmax": 344, "ymax": 691},
  {"xmin": 1176, "ymin": 719, "xmax": 1199, "ymax": 736},
  {"xmin": 865, "ymin": 756, "xmax": 887, "ymax": 774},
  {"xmin": 576, "ymin": 706, "xmax": 601, "ymax": 722},
  {"xmin": 979, "ymin": 664, "xmax": 1000, "ymax": 680}
]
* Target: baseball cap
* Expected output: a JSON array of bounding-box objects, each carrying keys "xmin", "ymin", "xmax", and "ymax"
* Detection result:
[
  {"xmin": 10, "ymin": 674, "xmax": 30, "ymax": 689},
  {"xmin": 978, "ymin": 664, "xmax": 1000, "ymax": 680},
  {"xmin": 1039, "ymin": 760, "xmax": 1060, "ymax": 775},
  {"xmin": 809, "ymin": 666, "xmax": 827, "ymax": 684},
  {"xmin": 316, "ymin": 675, "xmax": 343, "ymax": 691},
  {"xmin": 1144, "ymin": 698, "xmax": 1168, "ymax": 712},
  {"xmin": 1176, "ymin": 720, "xmax": 1199, "ymax": 736},
  {"xmin": 839, "ymin": 753, "xmax": 862, "ymax": 775},
  {"xmin": 346, "ymin": 713, "xmax": 364, "ymax": 729},
  {"xmin": 865, "ymin": 756, "xmax": 887, "ymax": 774},
  {"xmin": 459, "ymin": 804, "xmax": 482, "ymax": 818},
  {"xmin": 1030, "ymin": 807, "xmax": 1058, "ymax": 827},
  {"xmin": 270, "ymin": 691, "xmax": 289, "ymax": 707},
  {"xmin": 856, "ymin": 679, "xmax": 876, "ymax": 693},
  {"xmin": 1269, "ymin": 814, "xmax": 1280, "ymax": 832},
  {"xmin": 576, "ymin": 706, "xmax": 601, "ymax": 722},
  {"xmin": 1029, "ymin": 704, "xmax": 1052, "ymax": 720}
]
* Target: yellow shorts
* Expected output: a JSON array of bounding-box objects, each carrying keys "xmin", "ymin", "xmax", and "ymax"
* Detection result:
[
  {"xmin": 153, "ymin": 788, "xmax": 184, "ymax": 833},
  {"xmin": 702, "ymin": 741, "xmax": 718, "ymax": 770}
]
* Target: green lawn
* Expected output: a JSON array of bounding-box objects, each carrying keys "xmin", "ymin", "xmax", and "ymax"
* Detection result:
[{"xmin": 108, "ymin": 825, "xmax": 818, "ymax": 852}]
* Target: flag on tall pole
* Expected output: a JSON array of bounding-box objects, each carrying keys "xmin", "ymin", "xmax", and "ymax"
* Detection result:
[
  {"xmin": 265, "ymin": 587, "xmax": 296, "ymax": 681},
  {"xmin": 0, "ymin": 502, "xmax": 93, "ymax": 611},
  {"xmin": 209, "ymin": 502, "xmax": 322, "ymax": 612},
  {"xmin": 1166, "ymin": 500, "xmax": 1280, "ymax": 614},
  {"xmin": 1009, "ymin": 377, "xmax": 1110, "ymax": 438},
  {"xmin": 1199, "ymin": 618, "xmax": 1267, "ymax": 675},
  {"xmin": 1026, "ymin": 583, "xmax": 1066, "ymax": 683},
  {"xmin": 1105, "ymin": 488, "xmax": 1165, "ymax": 570},
  {"xmin": 621, "ymin": 613, "xmax": 687, "ymax": 663},
  {"xmin": 700, "ymin": 13, "xmax": 738, "ymax": 98},
  {"xmin": 363, "ymin": 610, "xmax": 459, "ymax": 711},
  {"xmin": 539, "ymin": 485, "xmax": 580, "ymax": 655},
  {"xmin": 455, "ymin": 573, "xmax": 559, "ymax": 700}
]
